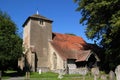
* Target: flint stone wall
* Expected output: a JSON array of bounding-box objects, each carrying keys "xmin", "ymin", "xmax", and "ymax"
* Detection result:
[{"xmin": 69, "ymin": 68, "xmax": 88, "ymax": 75}]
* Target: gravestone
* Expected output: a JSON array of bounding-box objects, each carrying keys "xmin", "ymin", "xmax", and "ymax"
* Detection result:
[
  {"xmin": 115, "ymin": 65, "xmax": 120, "ymax": 80},
  {"xmin": 101, "ymin": 75, "xmax": 107, "ymax": 80},
  {"xmin": 109, "ymin": 70, "xmax": 115, "ymax": 80},
  {"xmin": 91, "ymin": 67, "xmax": 100, "ymax": 80},
  {"xmin": 58, "ymin": 74, "xmax": 63, "ymax": 79},
  {"xmin": 58, "ymin": 69, "xmax": 64, "ymax": 79}
]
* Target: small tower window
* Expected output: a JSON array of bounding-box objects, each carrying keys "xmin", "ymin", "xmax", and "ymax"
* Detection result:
[{"xmin": 39, "ymin": 20, "xmax": 44, "ymax": 25}]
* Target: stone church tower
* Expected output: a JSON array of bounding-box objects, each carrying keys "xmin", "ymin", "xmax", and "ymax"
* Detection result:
[{"xmin": 22, "ymin": 13, "xmax": 53, "ymax": 72}]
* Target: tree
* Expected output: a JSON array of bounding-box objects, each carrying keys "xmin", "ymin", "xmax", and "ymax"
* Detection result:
[
  {"xmin": 0, "ymin": 10, "xmax": 22, "ymax": 71},
  {"xmin": 74, "ymin": 0, "xmax": 120, "ymax": 70},
  {"xmin": 65, "ymin": 33, "xmax": 76, "ymax": 36}
]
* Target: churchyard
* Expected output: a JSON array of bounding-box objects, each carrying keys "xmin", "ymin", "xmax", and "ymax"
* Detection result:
[
  {"xmin": 2, "ymin": 71, "xmax": 104, "ymax": 80},
  {"xmin": 2, "ymin": 65, "xmax": 120, "ymax": 80}
]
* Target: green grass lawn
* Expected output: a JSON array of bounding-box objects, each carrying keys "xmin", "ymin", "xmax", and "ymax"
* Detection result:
[
  {"xmin": 2, "ymin": 71, "xmax": 107, "ymax": 80},
  {"xmin": 30, "ymin": 72, "xmax": 103, "ymax": 80}
]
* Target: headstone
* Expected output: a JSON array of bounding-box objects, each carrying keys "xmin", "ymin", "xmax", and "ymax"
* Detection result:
[
  {"xmin": 109, "ymin": 70, "xmax": 115, "ymax": 80},
  {"xmin": 101, "ymin": 75, "xmax": 107, "ymax": 80},
  {"xmin": 58, "ymin": 70, "xmax": 63, "ymax": 79},
  {"xmin": 91, "ymin": 67, "xmax": 100, "ymax": 80},
  {"xmin": 58, "ymin": 73, "xmax": 63, "ymax": 79},
  {"xmin": 115, "ymin": 65, "xmax": 120, "ymax": 80}
]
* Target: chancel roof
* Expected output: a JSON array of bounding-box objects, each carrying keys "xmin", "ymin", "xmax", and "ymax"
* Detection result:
[{"xmin": 51, "ymin": 33, "xmax": 94, "ymax": 62}]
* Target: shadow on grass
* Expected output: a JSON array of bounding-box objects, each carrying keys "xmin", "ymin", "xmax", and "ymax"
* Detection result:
[{"xmin": 3, "ymin": 71, "xmax": 25, "ymax": 77}]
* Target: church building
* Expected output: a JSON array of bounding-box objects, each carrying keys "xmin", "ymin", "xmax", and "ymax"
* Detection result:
[{"xmin": 18, "ymin": 13, "xmax": 100, "ymax": 74}]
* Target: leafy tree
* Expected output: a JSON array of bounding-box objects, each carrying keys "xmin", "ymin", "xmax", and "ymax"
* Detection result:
[
  {"xmin": 65, "ymin": 33, "xmax": 76, "ymax": 36},
  {"xmin": 0, "ymin": 10, "xmax": 22, "ymax": 71},
  {"xmin": 74, "ymin": 0, "xmax": 120, "ymax": 71}
]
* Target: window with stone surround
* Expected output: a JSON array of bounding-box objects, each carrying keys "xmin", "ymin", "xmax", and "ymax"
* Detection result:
[{"xmin": 39, "ymin": 19, "xmax": 45, "ymax": 26}]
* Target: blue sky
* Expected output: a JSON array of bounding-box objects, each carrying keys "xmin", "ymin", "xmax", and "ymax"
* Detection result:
[{"xmin": 0, "ymin": 0, "xmax": 94, "ymax": 43}]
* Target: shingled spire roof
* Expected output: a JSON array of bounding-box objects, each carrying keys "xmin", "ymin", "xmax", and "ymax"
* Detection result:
[{"xmin": 22, "ymin": 14, "xmax": 53, "ymax": 27}]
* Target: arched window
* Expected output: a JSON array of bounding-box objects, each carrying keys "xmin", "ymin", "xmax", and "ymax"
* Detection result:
[{"xmin": 53, "ymin": 52, "xmax": 57, "ymax": 69}]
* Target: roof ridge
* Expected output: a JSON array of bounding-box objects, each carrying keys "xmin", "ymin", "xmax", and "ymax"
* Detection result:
[{"xmin": 30, "ymin": 14, "xmax": 52, "ymax": 21}]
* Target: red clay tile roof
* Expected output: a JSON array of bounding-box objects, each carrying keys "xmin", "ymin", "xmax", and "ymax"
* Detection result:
[{"xmin": 51, "ymin": 33, "xmax": 92, "ymax": 62}]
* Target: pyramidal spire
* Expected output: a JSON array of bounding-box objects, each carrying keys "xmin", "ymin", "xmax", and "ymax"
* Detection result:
[{"xmin": 36, "ymin": 10, "xmax": 39, "ymax": 15}]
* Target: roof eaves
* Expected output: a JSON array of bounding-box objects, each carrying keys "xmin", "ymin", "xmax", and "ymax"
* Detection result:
[
  {"xmin": 22, "ymin": 17, "xmax": 30, "ymax": 27},
  {"xmin": 85, "ymin": 50, "xmax": 92, "ymax": 61},
  {"xmin": 22, "ymin": 15, "xmax": 53, "ymax": 27},
  {"xmin": 75, "ymin": 50, "xmax": 91, "ymax": 62}
]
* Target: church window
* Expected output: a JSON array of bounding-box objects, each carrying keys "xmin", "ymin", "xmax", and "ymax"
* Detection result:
[{"xmin": 39, "ymin": 20, "xmax": 44, "ymax": 25}]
